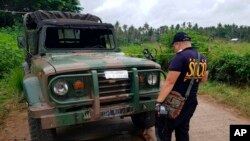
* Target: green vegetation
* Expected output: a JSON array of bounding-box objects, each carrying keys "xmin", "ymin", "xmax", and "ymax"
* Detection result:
[
  {"xmin": 199, "ymin": 81, "xmax": 250, "ymax": 117},
  {"xmin": 120, "ymin": 33, "xmax": 250, "ymax": 117},
  {"xmin": 0, "ymin": 27, "xmax": 24, "ymax": 125},
  {"xmin": 120, "ymin": 43, "xmax": 173, "ymax": 71},
  {"xmin": 0, "ymin": 68, "xmax": 24, "ymax": 125},
  {"xmin": 114, "ymin": 21, "xmax": 250, "ymax": 49},
  {"xmin": 211, "ymin": 40, "xmax": 250, "ymax": 54},
  {"xmin": 0, "ymin": 27, "xmax": 24, "ymax": 78},
  {"xmin": 120, "ymin": 43, "xmax": 162, "ymax": 57},
  {"xmin": 208, "ymin": 40, "xmax": 250, "ymax": 85},
  {"xmin": 121, "ymin": 30, "xmax": 250, "ymax": 85},
  {"xmin": 0, "ymin": 0, "xmax": 82, "ymax": 27}
]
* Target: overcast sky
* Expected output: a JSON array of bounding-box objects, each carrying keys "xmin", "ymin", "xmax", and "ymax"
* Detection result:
[{"xmin": 79, "ymin": 0, "xmax": 250, "ymax": 28}]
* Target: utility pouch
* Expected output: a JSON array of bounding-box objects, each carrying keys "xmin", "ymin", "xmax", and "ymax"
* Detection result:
[{"xmin": 162, "ymin": 91, "xmax": 185, "ymax": 119}]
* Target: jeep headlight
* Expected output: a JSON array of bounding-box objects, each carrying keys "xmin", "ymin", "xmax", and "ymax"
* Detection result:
[
  {"xmin": 53, "ymin": 80, "xmax": 69, "ymax": 96},
  {"xmin": 147, "ymin": 73, "xmax": 158, "ymax": 86}
]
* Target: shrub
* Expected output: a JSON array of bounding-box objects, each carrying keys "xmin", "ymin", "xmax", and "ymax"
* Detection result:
[
  {"xmin": 0, "ymin": 67, "xmax": 24, "ymax": 125},
  {"xmin": 159, "ymin": 29, "xmax": 209, "ymax": 52},
  {"xmin": 0, "ymin": 27, "xmax": 24, "ymax": 78},
  {"xmin": 209, "ymin": 52, "xmax": 250, "ymax": 85}
]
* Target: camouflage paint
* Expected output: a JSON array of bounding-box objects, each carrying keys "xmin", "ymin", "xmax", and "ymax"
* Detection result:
[
  {"xmin": 21, "ymin": 11, "xmax": 163, "ymax": 130},
  {"xmin": 31, "ymin": 52, "xmax": 160, "ymax": 75},
  {"xmin": 23, "ymin": 76, "xmax": 43, "ymax": 106},
  {"xmin": 91, "ymin": 70, "xmax": 101, "ymax": 119},
  {"xmin": 131, "ymin": 68, "xmax": 140, "ymax": 112},
  {"xmin": 27, "ymin": 68, "xmax": 162, "ymax": 129},
  {"xmin": 25, "ymin": 53, "xmax": 163, "ymax": 129}
]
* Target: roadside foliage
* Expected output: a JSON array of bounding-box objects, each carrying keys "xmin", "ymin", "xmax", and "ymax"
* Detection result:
[
  {"xmin": 208, "ymin": 41, "xmax": 250, "ymax": 86},
  {"xmin": 121, "ymin": 30, "xmax": 250, "ymax": 86},
  {"xmin": 0, "ymin": 27, "xmax": 24, "ymax": 124},
  {"xmin": 120, "ymin": 30, "xmax": 250, "ymax": 116},
  {"xmin": 0, "ymin": 27, "xmax": 24, "ymax": 78}
]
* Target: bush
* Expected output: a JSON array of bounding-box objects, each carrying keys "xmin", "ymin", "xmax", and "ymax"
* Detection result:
[
  {"xmin": 0, "ymin": 67, "xmax": 24, "ymax": 102},
  {"xmin": 207, "ymin": 40, "xmax": 250, "ymax": 86},
  {"xmin": 158, "ymin": 30, "xmax": 210, "ymax": 70},
  {"xmin": 0, "ymin": 67, "xmax": 24, "ymax": 126},
  {"xmin": 0, "ymin": 27, "xmax": 24, "ymax": 78},
  {"xmin": 159, "ymin": 29, "xmax": 209, "ymax": 52},
  {"xmin": 0, "ymin": 27, "xmax": 24, "ymax": 124},
  {"xmin": 209, "ymin": 52, "xmax": 250, "ymax": 85},
  {"xmin": 120, "ymin": 43, "xmax": 173, "ymax": 71}
]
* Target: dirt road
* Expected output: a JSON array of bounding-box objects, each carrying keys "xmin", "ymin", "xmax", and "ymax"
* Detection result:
[
  {"xmin": 0, "ymin": 95, "xmax": 249, "ymax": 141},
  {"xmin": 190, "ymin": 95, "xmax": 250, "ymax": 141}
]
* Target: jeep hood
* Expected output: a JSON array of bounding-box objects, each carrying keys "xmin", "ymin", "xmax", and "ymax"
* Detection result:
[{"xmin": 33, "ymin": 52, "xmax": 160, "ymax": 74}]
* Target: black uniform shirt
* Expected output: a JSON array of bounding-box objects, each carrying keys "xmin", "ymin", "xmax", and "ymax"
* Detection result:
[{"xmin": 168, "ymin": 47, "xmax": 207, "ymax": 99}]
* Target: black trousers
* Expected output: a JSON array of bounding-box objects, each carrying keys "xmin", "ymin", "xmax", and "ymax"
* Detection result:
[{"xmin": 156, "ymin": 100, "xmax": 198, "ymax": 141}]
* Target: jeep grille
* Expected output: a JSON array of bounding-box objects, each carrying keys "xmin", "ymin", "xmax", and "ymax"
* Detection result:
[{"xmin": 98, "ymin": 76, "xmax": 131, "ymax": 97}]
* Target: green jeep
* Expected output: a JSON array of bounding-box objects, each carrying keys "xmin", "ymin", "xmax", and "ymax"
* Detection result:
[{"xmin": 18, "ymin": 10, "xmax": 163, "ymax": 140}]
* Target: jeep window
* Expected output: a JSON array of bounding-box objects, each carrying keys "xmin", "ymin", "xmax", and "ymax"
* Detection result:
[{"xmin": 45, "ymin": 27, "xmax": 115, "ymax": 49}]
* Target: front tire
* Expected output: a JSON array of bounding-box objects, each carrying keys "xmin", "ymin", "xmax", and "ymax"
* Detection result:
[
  {"xmin": 131, "ymin": 111, "xmax": 155, "ymax": 129},
  {"xmin": 28, "ymin": 111, "xmax": 56, "ymax": 141}
]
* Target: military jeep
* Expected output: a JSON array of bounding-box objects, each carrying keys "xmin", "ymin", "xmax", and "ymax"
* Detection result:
[{"xmin": 18, "ymin": 10, "xmax": 163, "ymax": 140}]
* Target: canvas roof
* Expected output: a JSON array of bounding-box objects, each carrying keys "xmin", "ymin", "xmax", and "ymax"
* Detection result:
[{"xmin": 24, "ymin": 10, "xmax": 102, "ymax": 29}]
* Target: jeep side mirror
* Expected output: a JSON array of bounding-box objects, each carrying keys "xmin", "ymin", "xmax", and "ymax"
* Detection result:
[
  {"xmin": 142, "ymin": 48, "xmax": 157, "ymax": 62},
  {"xmin": 17, "ymin": 36, "xmax": 25, "ymax": 48}
]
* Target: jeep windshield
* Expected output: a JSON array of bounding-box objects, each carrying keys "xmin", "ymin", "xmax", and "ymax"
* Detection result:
[{"xmin": 45, "ymin": 26, "xmax": 116, "ymax": 50}]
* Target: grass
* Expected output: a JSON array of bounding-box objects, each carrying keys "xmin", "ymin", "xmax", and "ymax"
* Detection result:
[
  {"xmin": 0, "ymin": 68, "xmax": 24, "ymax": 126},
  {"xmin": 120, "ymin": 43, "xmax": 168, "ymax": 57},
  {"xmin": 199, "ymin": 81, "xmax": 250, "ymax": 117},
  {"xmin": 209, "ymin": 40, "xmax": 250, "ymax": 55}
]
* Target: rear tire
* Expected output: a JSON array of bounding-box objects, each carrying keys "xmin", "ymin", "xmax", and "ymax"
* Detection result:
[{"xmin": 28, "ymin": 111, "xmax": 56, "ymax": 141}]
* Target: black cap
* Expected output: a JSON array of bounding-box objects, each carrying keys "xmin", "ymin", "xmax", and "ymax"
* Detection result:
[{"xmin": 171, "ymin": 32, "xmax": 191, "ymax": 45}]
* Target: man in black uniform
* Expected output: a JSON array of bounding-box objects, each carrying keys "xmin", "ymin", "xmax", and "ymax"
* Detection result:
[{"xmin": 155, "ymin": 32, "xmax": 208, "ymax": 141}]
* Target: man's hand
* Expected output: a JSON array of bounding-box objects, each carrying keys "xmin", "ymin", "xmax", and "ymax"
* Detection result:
[
  {"xmin": 155, "ymin": 103, "xmax": 161, "ymax": 117},
  {"xmin": 155, "ymin": 102, "xmax": 168, "ymax": 117}
]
